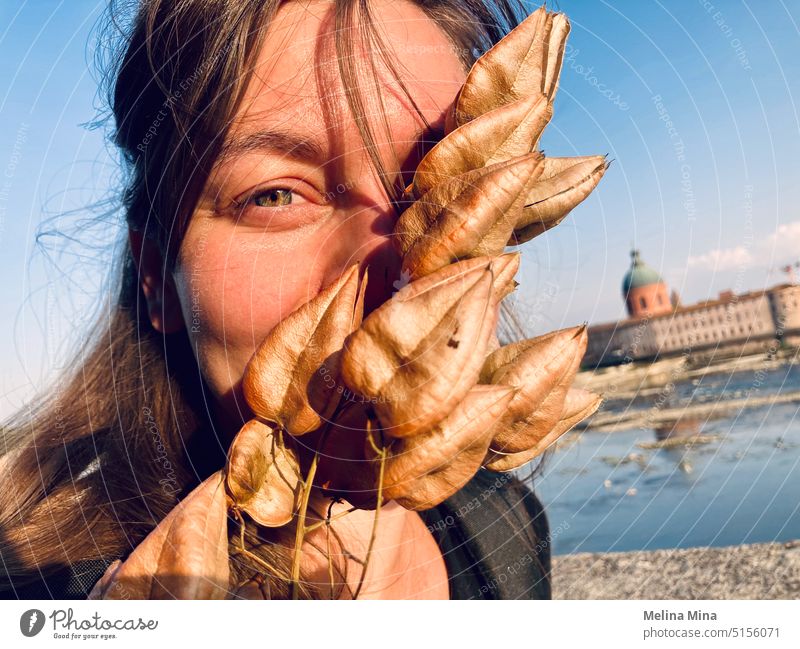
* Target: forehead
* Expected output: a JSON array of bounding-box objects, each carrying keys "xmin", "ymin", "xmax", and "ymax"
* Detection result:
[{"xmin": 229, "ymin": 0, "xmax": 467, "ymax": 149}]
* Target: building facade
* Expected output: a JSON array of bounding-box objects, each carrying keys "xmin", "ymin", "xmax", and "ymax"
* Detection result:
[{"xmin": 583, "ymin": 250, "xmax": 800, "ymax": 368}]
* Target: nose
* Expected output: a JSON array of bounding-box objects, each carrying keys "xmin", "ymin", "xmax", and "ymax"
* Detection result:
[
  {"xmin": 356, "ymin": 197, "xmax": 404, "ymax": 317},
  {"xmin": 321, "ymin": 131, "xmax": 414, "ymax": 316},
  {"xmin": 325, "ymin": 190, "xmax": 403, "ymax": 318}
]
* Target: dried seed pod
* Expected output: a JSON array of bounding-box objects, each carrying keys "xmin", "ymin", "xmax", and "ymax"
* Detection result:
[
  {"xmin": 397, "ymin": 154, "xmax": 543, "ymax": 279},
  {"xmin": 88, "ymin": 471, "xmax": 230, "ymax": 600},
  {"xmin": 225, "ymin": 419, "xmax": 302, "ymax": 527},
  {"xmin": 510, "ymin": 156, "xmax": 609, "ymax": 245},
  {"xmin": 542, "ymin": 13, "xmax": 571, "ymax": 102},
  {"xmin": 447, "ymin": 7, "xmax": 570, "ymax": 130},
  {"xmin": 341, "ymin": 259, "xmax": 502, "ymax": 438},
  {"xmin": 480, "ymin": 328, "xmax": 551, "ymax": 383},
  {"xmin": 396, "ymin": 153, "xmax": 544, "ymax": 256},
  {"xmin": 488, "ymin": 252, "xmax": 522, "ymax": 301},
  {"xmin": 541, "ymin": 155, "xmax": 606, "ymax": 178},
  {"xmin": 483, "ymin": 388, "xmax": 602, "ymax": 472},
  {"xmin": 395, "ymin": 253, "xmax": 520, "ymax": 304},
  {"xmin": 242, "ymin": 264, "xmax": 366, "ymax": 436},
  {"xmin": 482, "ymin": 325, "xmax": 588, "ymax": 453},
  {"xmin": 489, "ymin": 353, "xmax": 583, "ymax": 452},
  {"xmin": 414, "ymin": 93, "xmax": 551, "ymax": 198},
  {"xmin": 377, "ymin": 384, "xmax": 516, "ymax": 510},
  {"xmin": 480, "ymin": 324, "xmax": 586, "ymax": 384}
]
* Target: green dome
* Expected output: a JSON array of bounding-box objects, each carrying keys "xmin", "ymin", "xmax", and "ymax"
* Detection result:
[{"xmin": 622, "ymin": 249, "xmax": 664, "ymax": 295}]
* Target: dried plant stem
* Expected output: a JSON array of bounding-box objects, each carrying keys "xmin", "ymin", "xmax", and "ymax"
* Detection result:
[
  {"xmin": 233, "ymin": 509, "xmax": 283, "ymax": 582},
  {"xmin": 287, "ymin": 399, "xmax": 353, "ymax": 599},
  {"xmin": 304, "ymin": 506, "xmax": 357, "ymax": 534},
  {"xmin": 325, "ymin": 499, "xmax": 336, "ymax": 599},
  {"xmin": 286, "ymin": 399, "xmax": 387, "ymax": 599},
  {"xmin": 353, "ymin": 418, "xmax": 387, "ymax": 600},
  {"xmin": 289, "ymin": 442, "xmax": 322, "ymax": 599}
]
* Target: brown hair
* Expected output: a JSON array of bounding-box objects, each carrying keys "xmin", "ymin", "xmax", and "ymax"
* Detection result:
[{"xmin": 0, "ymin": 0, "xmax": 530, "ymax": 598}]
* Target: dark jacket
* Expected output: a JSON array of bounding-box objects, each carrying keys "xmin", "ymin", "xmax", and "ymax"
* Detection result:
[
  {"xmin": 2, "ymin": 468, "xmax": 550, "ymax": 599},
  {"xmin": 419, "ymin": 468, "xmax": 551, "ymax": 599}
]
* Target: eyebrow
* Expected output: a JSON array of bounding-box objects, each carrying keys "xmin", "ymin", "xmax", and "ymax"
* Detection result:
[
  {"xmin": 217, "ymin": 128, "xmax": 325, "ymax": 163},
  {"xmin": 216, "ymin": 123, "xmax": 444, "ymax": 171}
]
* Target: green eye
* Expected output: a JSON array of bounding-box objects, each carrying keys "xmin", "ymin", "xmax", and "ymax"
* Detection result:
[{"xmin": 253, "ymin": 188, "xmax": 293, "ymax": 207}]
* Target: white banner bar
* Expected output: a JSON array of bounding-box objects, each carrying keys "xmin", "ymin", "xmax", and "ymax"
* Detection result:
[{"xmin": 1, "ymin": 600, "xmax": 797, "ymax": 648}]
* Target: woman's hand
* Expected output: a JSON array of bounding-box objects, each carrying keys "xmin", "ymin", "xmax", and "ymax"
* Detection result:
[{"xmin": 88, "ymin": 471, "xmax": 230, "ymax": 599}]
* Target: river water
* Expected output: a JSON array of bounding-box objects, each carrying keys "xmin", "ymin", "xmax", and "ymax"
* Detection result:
[{"xmin": 532, "ymin": 365, "xmax": 800, "ymax": 555}]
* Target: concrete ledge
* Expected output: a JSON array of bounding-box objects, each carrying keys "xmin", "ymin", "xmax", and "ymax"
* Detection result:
[{"xmin": 552, "ymin": 540, "xmax": 800, "ymax": 599}]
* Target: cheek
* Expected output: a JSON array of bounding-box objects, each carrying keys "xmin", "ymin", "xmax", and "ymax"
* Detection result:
[{"xmin": 172, "ymin": 220, "xmax": 330, "ymax": 400}]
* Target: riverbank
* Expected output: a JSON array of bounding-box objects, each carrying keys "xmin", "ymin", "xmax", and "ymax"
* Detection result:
[
  {"xmin": 570, "ymin": 347, "xmax": 800, "ymax": 434},
  {"xmin": 579, "ymin": 388, "xmax": 800, "ymax": 433},
  {"xmin": 574, "ymin": 346, "xmax": 800, "ymax": 402},
  {"xmin": 552, "ymin": 540, "xmax": 800, "ymax": 599}
]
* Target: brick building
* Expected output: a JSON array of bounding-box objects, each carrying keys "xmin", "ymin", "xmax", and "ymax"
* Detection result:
[{"xmin": 583, "ymin": 250, "xmax": 800, "ymax": 368}]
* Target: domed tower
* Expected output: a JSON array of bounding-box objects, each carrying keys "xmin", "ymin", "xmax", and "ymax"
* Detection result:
[{"xmin": 622, "ymin": 249, "xmax": 672, "ymax": 318}]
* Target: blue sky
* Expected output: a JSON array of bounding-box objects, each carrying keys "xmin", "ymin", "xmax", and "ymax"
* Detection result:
[
  {"xmin": 526, "ymin": 0, "xmax": 800, "ymax": 332},
  {"xmin": 1, "ymin": 0, "xmax": 799, "ymax": 416}
]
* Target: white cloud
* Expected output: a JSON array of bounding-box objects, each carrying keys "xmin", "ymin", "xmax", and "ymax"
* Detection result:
[
  {"xmin": 687, "ymin": 245, "xmax": 754, "ymax": 271},
  {"xmin": 763, "ymin": 221, "xmax": 800, "ymax": 262},
  {"xmin": 687, "ymin": 220, "xmax": 800, "ymax": 272}
]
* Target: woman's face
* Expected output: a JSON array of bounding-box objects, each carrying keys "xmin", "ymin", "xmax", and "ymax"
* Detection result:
[{"xmin": 167, "ymin": 0, "xmax": 467, "ymax": 432}]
